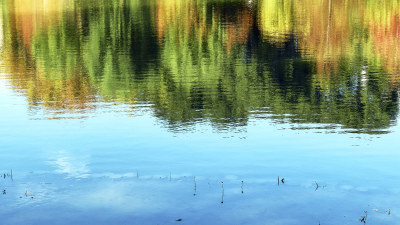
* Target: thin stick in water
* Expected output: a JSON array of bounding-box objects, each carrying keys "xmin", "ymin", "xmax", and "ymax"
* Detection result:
[
  {"xmin": 193, "ymin": 176, "xmax": 197, "ymax": 196},
  {"xmin": 241, "ymin": 181, "xmax": 244, "ymax": 194},
  {"xmin": 221, "ymin": 181, "xmax": 224, "ymax": 204}
]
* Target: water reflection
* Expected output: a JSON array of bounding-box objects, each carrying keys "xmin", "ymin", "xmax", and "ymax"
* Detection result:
[
  {"xmin": 1, "ymin": 0, "xmax": 399, "ymax": 133},
  {"xmin": 48, "ymin": 150, "xmax": 90, "ymax": 178},
  {"xmin": 0, "ymin": 170, "xmax": 398, "ymax": 225}
]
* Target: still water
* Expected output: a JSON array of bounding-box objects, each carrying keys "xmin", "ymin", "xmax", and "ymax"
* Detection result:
[{"xmin": 1, "ymin": 0, "xmax": 400, "ymax": 224}]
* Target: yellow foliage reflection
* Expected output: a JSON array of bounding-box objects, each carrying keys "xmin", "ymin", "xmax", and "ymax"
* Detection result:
[{"xmin": 258, "ymin": 0, "xmax": 400, "ymax": 79}]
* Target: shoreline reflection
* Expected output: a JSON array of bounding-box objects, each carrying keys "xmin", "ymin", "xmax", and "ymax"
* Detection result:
[{"xmin": 1, "ymin": 0, "xmax": 399, "ymax": 133}]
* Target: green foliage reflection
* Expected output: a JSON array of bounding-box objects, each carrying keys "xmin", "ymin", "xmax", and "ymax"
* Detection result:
[{"xmin": 0, "ymin": 0, "xmax": 399, "ymax": 133}]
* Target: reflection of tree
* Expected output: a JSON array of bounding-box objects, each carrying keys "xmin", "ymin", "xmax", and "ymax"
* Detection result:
[
  {"xmin": 0, "ymin": 0, "xmax": 399, "ymax": 133},
  {"xmin": 1, "ymin": 0, "xmax": 95, "ymax": 113},
  {"xmin": 366, "ymin": 1, "xmax": 400, "ymax": 79},
  {"xmin": 259, "ymin": 0, "xmax": 400, "ymax": 82}
]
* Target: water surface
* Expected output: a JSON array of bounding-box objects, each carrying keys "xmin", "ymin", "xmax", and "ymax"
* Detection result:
[{"xmin": 1, "ymin": 0, "xmax": 400, "ymax": 224}]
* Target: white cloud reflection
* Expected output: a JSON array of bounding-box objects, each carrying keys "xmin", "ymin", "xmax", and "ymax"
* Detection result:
[{"xmin": 48, "ymin": 150, "xmax": 90, "ymax": 178}]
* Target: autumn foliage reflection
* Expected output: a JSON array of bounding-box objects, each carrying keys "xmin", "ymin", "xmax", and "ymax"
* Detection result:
[{"xmin": 0, "ymin": 0, "xmax": 399, "ymax": 132}]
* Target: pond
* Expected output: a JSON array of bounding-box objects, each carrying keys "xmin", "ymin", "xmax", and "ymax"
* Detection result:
[{"xmin": 0, "ymin": 0, "xmax": 399, "ymax": 224}]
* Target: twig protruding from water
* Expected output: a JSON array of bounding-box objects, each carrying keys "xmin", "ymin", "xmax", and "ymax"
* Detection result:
[
  {"xmin": 193, "ymin": 176, "xmax": 197, "ymax": 196},
  {"xmin": 221, "ymin": 181, "xmax": 224, "ymax": 204}
]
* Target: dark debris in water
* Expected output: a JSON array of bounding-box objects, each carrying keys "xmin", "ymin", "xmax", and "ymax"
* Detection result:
[
  {"xmin": 2, "ymin": 170, "xmax": 13, "ymax": 181},
  {"xmin": 359, "ymin": 211, "xmax": 368, "ymax": 224},
  {"xmin": 314, "ymin": 181, "xmax": 327, "ymax": 191},
  {"xmin": 176, "ymin": 219, "xmax": 182, "ymax": 221}
]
